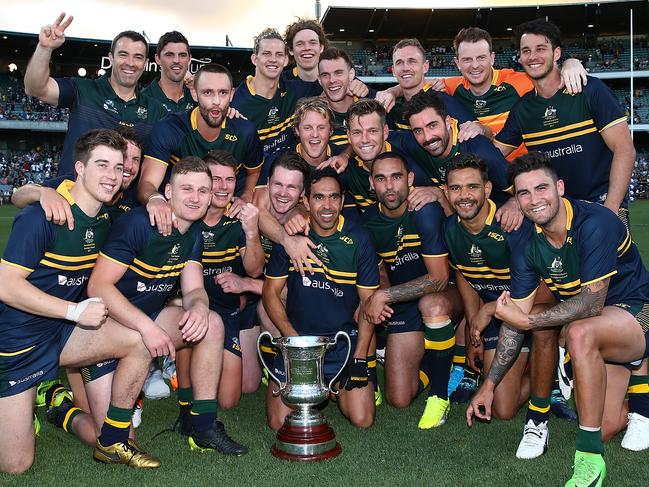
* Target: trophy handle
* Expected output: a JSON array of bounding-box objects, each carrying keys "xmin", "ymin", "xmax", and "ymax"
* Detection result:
[
  {"xmin": 327, "ymin": 331, "xmax": 352, "ymax": 396},
  {"xmin": 257, "ymin": 331, "xmax": 284, "ymax": 396}
]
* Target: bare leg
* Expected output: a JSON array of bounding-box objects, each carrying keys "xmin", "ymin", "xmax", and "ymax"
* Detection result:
[
  {"xmin": 338, "ymin": 384, "xmax": 375, "ymax": 428},
  {"xmin": 0, "ymin": 388, "xmax": 36, "ymax": 474},
  {"xmin": 240, "ymin": 325, "xmax": 261, "ymax": 394},
  {"xmin": 483, "ymin": 348, "xmax": 530, "ymax": 420},
  {"xmin": 384, "ymin": 331, "xmax": 424, "ymax": 408},
  {"xmin": 218, "ymin": 351, "xmax": 242, "ymax": 409}
]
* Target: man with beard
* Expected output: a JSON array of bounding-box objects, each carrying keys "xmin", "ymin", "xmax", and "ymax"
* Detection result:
[
  {"xmin": 24, "ymin": 13, "xmax": 167, "ymax": 175},
  {"xmin": 142, "ymin": 31, "xmax": 195, "ymax": 113},
  {"xmin": 467, "ymin": 153, "xmax": 649, "ymax": 486},
  {"xmin": 495, "ymin": 19, "xmax": 635, "ymax": 226},
  {"xmin": 138, "ymin": 64, "xmax": 263, "ymax": 235},
  {"xmin": 263, "ymin": 168, "xmax": 379, "ymax": 429},
  {"xmin": 444, "ymin": 153, "xmax": 561, "ymax": 458},
  {"xmin": 362, "ymin": 152, "xmax": 462, "ymax": 429}
]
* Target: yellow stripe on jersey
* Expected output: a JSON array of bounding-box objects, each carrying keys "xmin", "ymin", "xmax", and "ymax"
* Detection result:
[
  {"xmin": 456, "ymin": 264, "xmax": 509, "ymax": 274},
  {"xmin": 525, "ymin": 127, "xmax": 598, "ymax": 147},
  {"xmin": 40, "ymin": 260, "xmax": 96, "ymax": 271},
  {"xmin": 0, "ymin": 345, "xmax": 35, "ymax": 356},
  {"xmin": 599, "ymin": 116, "xmax": 628, "ymax": 132},
  {"xmin": 522, "ymin": 119, "xmax": 594, "ymax": 140},
  {"xmin": 202, "ymin": 253, "xmax": 240, "ymax": 264},
  {"xmin": 128, "ymin": 266, "xmax": 184, "ymax": 279},
  {"xmin": 257, "ymin": 115, "xmax": 295, "ymax": 135},
  {"xmin": 98, "ymin": 252, "xmax": 130, "ymax": 268},
  {"xmin": 132, "ymin": 259, "xmax": 186, "ymax": 273},
  {"xmin": 581, "ymin": 270, "xmax": 617, "ymax": 287},
  {"xmin": 1, "ymin": 259, "xmax": 34, "ymax": 273},
  {"xmin": 43, "ymin": 252, "xmax": 98, "ymax": 263},
  {"xmin": 544, "ymin": 278, "xmax": 581, "ymax": 289},
  {"xmin": 143, "ymin": 155, "xmax": 169, "ymax": 166},
  {"xmin": 202, "ymin": 248, "xmax": 239, "ymax": 257},
  {"xmin": 461, "ymin": 271, "xmax": 510, "ymax": 280}
]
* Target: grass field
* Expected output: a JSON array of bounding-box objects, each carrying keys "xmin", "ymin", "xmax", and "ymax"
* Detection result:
[{"xmin": 1, "ymin": 203, "xmax": 648, "ymax": 486}]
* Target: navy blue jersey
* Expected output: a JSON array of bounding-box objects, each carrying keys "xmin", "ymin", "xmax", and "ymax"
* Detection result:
[
  {"xmin": 362, "ymin": 202, "xmax": 448, "ymax": 287},
  {"xmin": 55, "ymin": 75, "xmax": 167, "ymax": 175},
  {"xmin": 496, "ymin": 76, "xmax": 627, "ymax": 203},
  {"xmin": 99, "ymin": 207, "xmax": 202, "ymax": 316},
  {"xmin": 444, "ymin": 199, "xmax": 533, "ymax": 302},
  {"xmin": 144, "ymin": 108, "xmax": 263, "ymax": 197},
  {"xmin": 511, "ymin": 198, "xmax": 649, "ymax": 306},
  {"xmin": 141, "ymin": 77, "xmax": 195, "ymax": 113},
  {"xmin": 199, "ymin": 217, "xmax": 246, "ymax": 314},
  {"xmin": 281, "ymin": 67, "xmax": 323, "ymax": 98},
  {"xmin": 264, "ymin": 216, "xmax": 379, "ymax": 336},
  {"xmin": 0, "ymin": 180, "xmax": 111, "ymax": 349}
]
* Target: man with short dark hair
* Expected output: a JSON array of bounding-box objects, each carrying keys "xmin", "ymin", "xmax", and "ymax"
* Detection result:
[
  {"xmin": 263, "ymin": 167, "xmax": 379, "ymax": 429},
  {"xmin": 24, "ymin": 14, "xmax": 167, "ymax": 175},
  {"xmin": 142, "ymin": 31, "xmax": 195, "ymax": 113},
  {"xmin": 138, "ymin": 63, "xmax": 263, "ymax": 235},
  {"xmin": 468, "ymin": 153, "xmax": 649, "ymax": 486},
  {"xmin": 0, "ymin": 129, "xmax": 159, "ymax": 472}
]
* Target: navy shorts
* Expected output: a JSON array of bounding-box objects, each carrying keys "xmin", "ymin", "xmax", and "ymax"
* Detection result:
[
  {"xmin": 483, "ymin": 318, "xmax": 531, "ymax": 352},
  {"xmin": 612, "ymin": 301, "xmax": 649, "ymax": 367},
  {"xmin": 239, "ymin": 293, "xmax": 260, "ymax": 331},
  {"xmin": 270, "ymin": 332, "xmax": 356, "ymax": 386},
  {"xmin": 0, "ymin": 322, "xmax": 74, "ymax": 397},
  {"xmin": 221, "ymin": 309, "xmax": 243, "ymax": 358},
  {"xmin": 80, "ymin": 359, "xmax": 118, "ymax": 384},
  {"xmin": 387, "ymin": 301, "xmax": 424, "ymax": 334}
]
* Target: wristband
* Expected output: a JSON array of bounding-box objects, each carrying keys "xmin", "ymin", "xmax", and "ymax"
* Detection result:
[
  {"xmin": 66, "ymin": 297, "xmax": 101, "ymax": 322},
  {"xmin": 148, "ymin": 193, "xmax": 166, "ymax": 203}
]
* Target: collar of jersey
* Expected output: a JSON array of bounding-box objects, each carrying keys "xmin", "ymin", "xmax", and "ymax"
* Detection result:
[
  {"xmin": 56, "ymin": 179, "xmax": 76, "ymax": 206},
  {"xmin": 534, "ymin": 197, "xmax": 573, "ymax": 234},
  {"xmin": 307, "ymin": 214, "xmax": 345, "ymax": 236},
  {"xmin": 190, "ymin": 107, "xmax": 226, "ymax": 131},
  {"xmin": 99, "ymin": 74, "xmax": 138, "ymax": 102},
  {"xmin": 296, "ymin": 143, "xmax": 331, "ymax": 159}
]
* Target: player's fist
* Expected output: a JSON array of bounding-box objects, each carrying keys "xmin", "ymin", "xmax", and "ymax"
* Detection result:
[
  {"xmin": 70, "ymin": 297, "xmax": 107, "ymax": 328},
  {"xmin": 39, "ymin": 13, "xmax": 73, "ymax": 51},
  {"xmin": 237, "ymin": 202, "xmax": 260, "ymax": 237},
  {"xmin": 142, "ymin": 325, "xmax": 176, "ymax": 360}
]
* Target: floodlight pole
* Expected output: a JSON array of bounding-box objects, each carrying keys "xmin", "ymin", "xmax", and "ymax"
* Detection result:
[{"xmin": 315, "ymin": 0, "xmax": 321, "ymax": 20}]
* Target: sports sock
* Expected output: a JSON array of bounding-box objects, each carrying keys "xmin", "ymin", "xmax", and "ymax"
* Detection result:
[
  {"xmin": 190, "ymin": 399, "xmax": 217, "ymax": 434},
  {"xmin": 98, "ymin": 404, "xmax": 132, "ymax": 446},
  {"xmin": 563, "ymin": 352, "xmax": 573, "ymax": 380},
  {"xmin": 526, "ymin": 395, "xmax": 551, "ymax": 424},
  {"xmin": 422, "ymin": 317, "xmax": 455, "ymax": 400},
  {"xmin": 367, "ymin": 354, "xmax": 378, "ymax": 388},
  {"xmin": 178, "ymin": 387, "xmax": 193, "ymax": 408},
  {"xmin": 576, "ymin": 425, "xmax": 604, "ymax": 455},
  {"xmin": 453, "ymin": 344, "xmax": 467, "ymax": 370},
  {"xmin": 627, "ymin": 373, "xmax": 649, "ymax": 418}
]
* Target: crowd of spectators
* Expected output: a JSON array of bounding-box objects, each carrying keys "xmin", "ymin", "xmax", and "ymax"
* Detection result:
[
  {"xmin": 0, "ymin": 147, "xmax": 61, "ymax": 202},
  {"xmin": 632, "ymin": 153, "xmax": 649, "ymax": 200},
  {"xmin": 0, "ymin": 84, "xmax": 69, "ymax": 122}
]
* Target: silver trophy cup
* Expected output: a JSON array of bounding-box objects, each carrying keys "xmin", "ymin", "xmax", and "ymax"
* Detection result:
[{"xmin": 257, "ymin": 331, "xmax": 351, "ymax": 461}]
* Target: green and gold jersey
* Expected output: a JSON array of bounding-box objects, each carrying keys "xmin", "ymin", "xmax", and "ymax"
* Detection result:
[
  {"xmin": 141, "ymin": 77, "xmax": 195, "ymax": 113},
  {"xmin": 200, "ymin": 217, "xmax": 246, "ymax": 314},
  {"xmin": 144, "ymin": 107, "xmax": 263, "ymax": 196},
  {"xmin": 0, "ymin": 180, "xmax": 111, "ymax": 348},
  {"xmin": 497, "ymin": 76, "xmax": 627, "ymax": 203},
  {"xmin": 443, "ymin": 199, "xmax": 533, "ymax": 302},
  {"xmin": 231, "ymin": 76, "xmax": 299, "ymax": 157},
  {"xmin": 99, "ymin": 207, "xmax": 203, "ymax": 316},
  {"xmin": 511, "ymin": 198, "xmax": 649, "ymax": 306}
]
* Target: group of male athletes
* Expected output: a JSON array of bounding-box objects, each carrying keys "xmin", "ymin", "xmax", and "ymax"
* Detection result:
[{"xmin": 0, "ymin": 12, "xmax": 646, "ymax": 487}]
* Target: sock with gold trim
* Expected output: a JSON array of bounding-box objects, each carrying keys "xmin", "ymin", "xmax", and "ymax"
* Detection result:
[
  {"xmin": 190, "ymin": 399, "xmax": 217, "ymax": 434},
  {"xmin": 98, "ymin": 404, "xmax": 132, "ymax": 446},
  {"xmin": 421, "ymin": 317, "xmax": 455, "ymax": 400},
  {"xmin": 526, "ymin": 395, "xmax": 551, "ymax": 425},
  {"xmin": 628, "ymin": 374, "xmax": 649, "ymax": 418}
]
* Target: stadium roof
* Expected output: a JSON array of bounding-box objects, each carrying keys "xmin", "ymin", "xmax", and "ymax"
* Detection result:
[{"xmin": 321, "ymin": 0, "xmax": 648, "ymax": 41}]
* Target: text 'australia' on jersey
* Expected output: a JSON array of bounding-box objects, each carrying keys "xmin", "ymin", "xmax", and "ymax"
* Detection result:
[
  {"xmin": 99, "ymin": 207, "xmax": 202, "ymax": 317},
  {"xmin": 264, "ymin": 216, "xmax": 379, "ymax": 336},
  {"xmin": 444, "ymin": 199, "xmax": 533, "ymax": 302},
  {"xmin": 0, "ymin": 180, "xmax": 111, "ymax": 348},
  {"xmin": 496, "ymin": 76, "xmax": 627, "ymax": 203},
  {"xmin": 362, "ymin": 202, "xmax": 448, "ymax": 288}
]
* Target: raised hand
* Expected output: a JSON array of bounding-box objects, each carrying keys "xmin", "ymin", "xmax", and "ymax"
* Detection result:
[{"xmin": 39, "ymin": 13, "xmax": 73, "ymax": 51}]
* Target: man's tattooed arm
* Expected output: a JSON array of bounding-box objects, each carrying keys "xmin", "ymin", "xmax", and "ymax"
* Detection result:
[
  {"xmin": 528, "ymin": 278, "xmax": 609, "ymax": 329},
  {"xmin": 486, "ymin": 324, "xmax": 526, "ymax": 387},
  {"xmin": 385, "ymin": 274, "xmax": 448, "ymax": 303}
]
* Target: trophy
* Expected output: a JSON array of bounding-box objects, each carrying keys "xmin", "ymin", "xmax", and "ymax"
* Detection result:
[{"xmin": 257, "ymin": 331, "xmax": 351, "ymax": 461}]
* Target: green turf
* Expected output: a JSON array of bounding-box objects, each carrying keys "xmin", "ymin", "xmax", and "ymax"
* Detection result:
[{"xmin": 1, "ymin": 203, "xmax": 649, "ymax": 485}]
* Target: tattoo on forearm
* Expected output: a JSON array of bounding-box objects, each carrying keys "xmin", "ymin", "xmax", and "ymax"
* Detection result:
[
  {"xmin": 386, "ymin": 274, "xmax": 447, "ymax": 303},
  {"xmin": 487, "ymin": 324, "xmax": 525, "ymax": 386},
  {"xmin": 528, "ymin": 280, "xmax": 608, "ymax": 329}
]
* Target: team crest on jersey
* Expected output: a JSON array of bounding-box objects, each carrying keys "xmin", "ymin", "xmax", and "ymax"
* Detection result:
[
  {"xmin": 171, "ymin": 244, "xmax": 180, "ymax": 255},
  {"xmin": 543, "ymin": 106, "xmax": 558, "ymax": 127},
  {"xmin": 314, "ymin": 243, "xmax": 330, "ymax": 264},
  {"xmin": 550, "ymin": 257, "xmax": 563, "ymax": 272},
  {"xmin": 103, "ymin": 99, "xmax": 118, "ymax": 114},
  {"xmin": 185, "ymin": 102, "xmax": 194, "ymax": 110},
  {"xmin": 84, "ymin": 228, "xmax": 94, "ymax": 244},
  {"xmin": 475, "ymin": 100, "xmax": 487, "ymax": 109},
  {"xmin": 268, "ymin": 106, "xmax": 280, "ymax": 125},
  {"xmin": 136, "ymin": 106, "xmax": 148, "ymax": 119},
  {"xmin": 202, "ymin": 231, "xmax": 214, "ymax": 241},
  {"xmin": 470, "ymin": 244, "xmax": 482, "ymax": 258}
]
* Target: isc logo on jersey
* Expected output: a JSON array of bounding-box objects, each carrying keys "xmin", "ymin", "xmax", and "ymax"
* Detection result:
[
  {"xmin": 58, "ymin": 275, "xmax": 89, "ymax": 286},
  {"xmin": 137, "ymin": 281, "xmax": 174, "ymax": 292}
]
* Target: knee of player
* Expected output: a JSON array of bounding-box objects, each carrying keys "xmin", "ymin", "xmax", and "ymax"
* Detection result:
[
  {"xmin": 565, "ymin": 322, "xmax": 595, "ymax": 357},
  {"xmin": 491, "ymin": 400, "xmax": 518, "ymax": 421},
  {"xmin": 3, "ymin": 455, "xmax": 34, "ymax": 475},
  {"xmin": 349, "ymin": 410, "xmax": 374, "ymax": 429},
  {"xmin": 267, "ymin": 413, "xmax": 285, "ymax": 432},
  {"xmin": 385, "ymin": 392, "xmax": 413, "ymax": 409},
  {"xmin": 602, "ymin": 416, "xmax": 625, "ymax": 442},
  {"xmin": 418, "ymin": 294, "xmax": 450, "ymax": 317},
  {"xmin": 207, "ymin": 311, "xmax": 225, "ymax": 341},
  {"xmin": 218, "ymin": 395, "xmax": 241, "ymax": 410}
]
